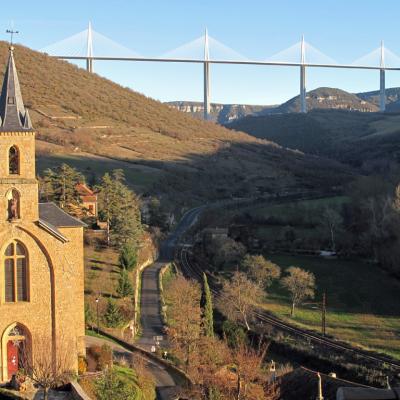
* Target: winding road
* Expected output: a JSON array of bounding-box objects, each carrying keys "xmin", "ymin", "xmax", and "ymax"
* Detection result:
[
  {"xmin": 136, "ymin": 194, "xmax": 400, "ymax": 400},
  {"xmin": 135, "ymin": 206, "xmax": 204, "ymax": 398},
  {"xmin": 85, "ymin": 335, "xmax": 177, "ymax": 398}
]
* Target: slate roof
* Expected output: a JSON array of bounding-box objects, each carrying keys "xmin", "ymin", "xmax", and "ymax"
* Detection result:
[
  {"xmin": 0, "ymin": 46, "xmax": 33, "ymax": 132},
  {"xmin": 39, "ymin": 203, "xmax": 86, "ymax": 228},
  {"xmin": 38, "ymin": 218, "xmax": 68, "ymax": 243},
  {"xmin": 278, "ymin": 367, "xmax": 368, "ymax": 400}
]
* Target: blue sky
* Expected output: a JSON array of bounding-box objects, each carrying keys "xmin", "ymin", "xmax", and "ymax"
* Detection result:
[{"xmin": 1, "ymin": 0, "xmax": 400, "ymax": 105}]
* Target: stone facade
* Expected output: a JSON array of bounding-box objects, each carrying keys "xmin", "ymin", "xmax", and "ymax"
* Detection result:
[{"xmin": 0, "ymin": 48, "xmax": 85, "ymax": 382}]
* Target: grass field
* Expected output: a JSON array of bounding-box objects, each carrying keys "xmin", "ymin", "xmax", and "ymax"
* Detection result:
[
  {"xmin": 262, "ymin": 254, "xmax": 400, "ymax": 359},
  {"xmin": 250, "ymin": 196, "xmax": 348, "ymax": 220},
  {"xmin": 36, "ymin": 150, "xmax": 162, "ymax": 192}
]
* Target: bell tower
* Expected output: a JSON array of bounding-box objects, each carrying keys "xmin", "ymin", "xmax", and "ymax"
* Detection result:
[{"xmin": 0, "ymin": 46, "xmax": 38, "ymax": 222}]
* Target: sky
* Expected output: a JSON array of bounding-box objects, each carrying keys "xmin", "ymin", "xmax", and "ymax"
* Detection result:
[{"xmin": 1, "ymin": 0, "xmax": 400, "ymax": 105}]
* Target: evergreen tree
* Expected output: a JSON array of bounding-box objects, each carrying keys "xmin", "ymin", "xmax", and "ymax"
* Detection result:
[
  {"xmin": 97, "ymin": 172, "xmax": 118, "ymax": 246},
  {"xmin": 40, "ymin": 163, "xmax": 84, "ymax": 213},
  {"xmin": 118, "ymin": 244, "xmax": 138, "ymax": 271},
  {"xmin": 97, "ymin": 169, "xmax": 142, "ymax": 246},
  {"xmin": 104, "ymin": 298, "xmax": 124, "ymax": 328},
  {"xmin": 202, "ymin": 273, "xmax": 214, "ymax": 338},
  {"xmin": 116, "ymin": 267, "xmax": 134, "ymax": 298}
]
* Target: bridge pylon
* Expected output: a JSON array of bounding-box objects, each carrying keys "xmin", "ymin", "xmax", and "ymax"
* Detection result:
[
  {"xmin": 86, "ymin": 21, "xmax": 94, "ymax": 73},
  {"xmin": 203, "ymin": 28, "xmax": 211, "ymax": 121},
  {"xmin": 380, "ymin": 40, "xmax": 386, "ymax": 112},
  {"xmin": 300, "ymin": 35, "xmax": 307, "ymax": 113}
]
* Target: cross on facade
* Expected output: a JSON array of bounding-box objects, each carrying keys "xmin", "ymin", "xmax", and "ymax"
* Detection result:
[{"xmin": 6, "ymin": 29, "xmax": 19, "ymax": 45}]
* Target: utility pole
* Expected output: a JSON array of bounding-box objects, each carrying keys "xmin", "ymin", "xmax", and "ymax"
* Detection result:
[
  {"xmin": 95, "ymin": 297, "xmax": 100, "ymax": 333},
  {"xmin": 321, "ymin": 292, "xmax": 326, "ymax": 336},
  {"xmin": 379, "ymin": 40, "xmax": 386, "ymax": 113},
  {"xmin": 305, "ymin": 292, "xmax": 326, "ymax": 336},
  {"xmin": 203, "ymin": 28, "xmax": 211, "ymax": 121},
  {"xmin": 300, "ymin": 34, "xmax": 307, "ymax": 113}
]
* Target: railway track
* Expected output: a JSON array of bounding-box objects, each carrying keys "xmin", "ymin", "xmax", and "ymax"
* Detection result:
[{"xmin": 176, "ymin": 242, "xmax": 400, "ymax": 371}]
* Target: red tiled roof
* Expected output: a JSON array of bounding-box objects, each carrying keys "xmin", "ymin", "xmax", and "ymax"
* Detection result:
[{"xmin": 76, "ymin": 183, "xmax": 95, "ymax": 196}]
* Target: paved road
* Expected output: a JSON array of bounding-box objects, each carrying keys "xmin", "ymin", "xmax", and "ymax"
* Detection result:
[
  {"xmin": 85, "ymin": 335, "xmax": 177, "ymax": 399},
  {"xmin": 133, "ymin": 207, "xmax": 204, "ymax": 398},
  {"xmin": 137, "ymin": 262, "xmax": 165, "ymax": 351},
  {"xmin": 138, "ymin": 206, "xmax": 205, "ymax": 352}
]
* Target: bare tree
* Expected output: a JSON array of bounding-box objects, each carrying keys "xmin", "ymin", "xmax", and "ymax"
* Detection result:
[
  {"xmin": 209, "ymin": 237, "xmax": 246, "ymax": 270},
  {"xmin": 320, "ymin": 207, "xmax": 342, "ymax": 252},
  {"xmin": 165, "ymin": 275, "xmax": 202, "ymax": 372},
  {"xmin": 217, "ymin": 272, "xmax": 264, "ymax": 331},
  {"xmin": 281, "ymin": 267, "xmax": 316, "ymax": 317},
  {"xmin": 130, "ymin": 355, "xmax": 155, "ymax": 399},
  {"xmin": 20, "ymin": 334, "xmax": 75, "ymax": 400},
  {"xmin": 241, "ymin": 255, "xmax": 281, "ymax": 288},
  {"xmin": 232, "ymin": 343, "xmax": 270, "ymax": 400}
]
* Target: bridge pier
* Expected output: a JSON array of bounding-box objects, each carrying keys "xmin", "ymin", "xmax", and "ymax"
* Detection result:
[
  {"xmin": 379, "ymin": 41, "xmax": 385, "ymax": 113},
  {"xmin": 204, "ymin": 61, "xmax": 210, "ymax": 120},
  {"xmin": 300, "ymin": 65, "xmax": 307, "ymax": 113},
  {"xmin": 299, "ymin": 35, "xmax": 307, "ymax": 113},
  {"xmin": 380, "ymin": 69, "xmax": 385, "ymax": 112},
  {"xmin": 86, "ymin": 57, "xmax": 93, "ymax": 73}
]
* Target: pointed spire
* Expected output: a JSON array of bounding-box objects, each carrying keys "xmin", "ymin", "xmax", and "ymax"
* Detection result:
[
  {"xmin": 0, "ymin": 46, "xmax": 33, "ymax": 131},
  {"xmin": 380, "ymin": 40, "xmax": 385, "ymax": 68}
]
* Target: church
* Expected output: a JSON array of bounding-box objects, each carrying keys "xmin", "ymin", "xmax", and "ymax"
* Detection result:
[{"xmin": 0, "ymin": 46, "xmax": 85, "ymax": 382}]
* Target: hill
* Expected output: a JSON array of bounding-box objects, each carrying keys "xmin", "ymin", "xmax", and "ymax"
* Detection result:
[
  {"xmin": 271, "ymin": 87, "xmax": 378, "ymax": 114},
  {"xmin": 227, "ymin": 109, "xmax": 400, "ymax": 171},
  {"xmin": 0, "ymin": 42, "xmax": 352, "ymax": 213},
  {"xmin": 168, "ymin": 87, "xmax": 386, "ymax": 123},
  {"xmin": 357, "ymin": 87, "xmax": 400, "ymax": 112},
  {"xmin": 165, "ymin": 101, "xmax": 273, "ymax": 124}
]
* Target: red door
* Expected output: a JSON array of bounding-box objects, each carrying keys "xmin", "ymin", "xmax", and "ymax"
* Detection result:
[{"xmin": 7, "ymin": 341, "xmax": 19, "ymax": 377}]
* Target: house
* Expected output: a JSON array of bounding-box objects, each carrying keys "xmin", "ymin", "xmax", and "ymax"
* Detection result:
[
  {"xmin": 0, "ymin": 46, "xmax": 85, "ymax": 382},
  {"xmin": 76, "ymin": 182, "xmax": 98, "ymax": 217}
]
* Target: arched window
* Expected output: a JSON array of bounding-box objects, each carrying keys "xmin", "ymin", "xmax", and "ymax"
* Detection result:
[
  {"xmin": 6, "ymin": 189, "xmax": 20, "ymax": 220},
  {"xmin": 9, "ymin": 146, "xmax": 19, "ymax": 175},
  {"xmin": 4, "ymin": 241, "xmax": 28, "ymax": 302}
]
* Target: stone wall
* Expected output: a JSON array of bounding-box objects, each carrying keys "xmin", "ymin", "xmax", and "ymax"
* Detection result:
[{"xmin": 0, "ymin": 221, "xmax": 85, "ymax": 382}]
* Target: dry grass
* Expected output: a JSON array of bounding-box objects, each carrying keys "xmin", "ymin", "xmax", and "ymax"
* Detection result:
[{"xmin": 0, "ymin": 41, "xmax": 353, "ymax": 206}]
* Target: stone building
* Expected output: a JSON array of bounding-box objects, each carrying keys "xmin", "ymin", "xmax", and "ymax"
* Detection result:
[
  {"xmin": 75, "ymin": 183, "xmax": 97, "ymax": 217},
  {"xmin": 0, "ymin": 46, "xmax": 85, "ymax": 382}
]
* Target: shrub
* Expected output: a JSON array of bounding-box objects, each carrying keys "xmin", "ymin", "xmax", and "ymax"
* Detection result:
[
  {"xmin": 116, "ymin": 268, "xmax": 134, "ymax": 298},
  {"xmin": 118, "ymin": 245, "xmax": 138, "ymax": 271},
  {"xmin": 104, "ymin": 298, "xmax": 124, "ymax": 328},
  {"xmin": 95, "ymin": 367, "xmax": 138, "ymax": 400},
  {"xmin": 98, "ymin": 344, "xmax": 113, "ymax": 370},
  {"xmin": 222, "ymin": 320, "xmax": 247, "ymax": 348},
  {"xmin": 87, "ymin": 344, "xmax": 113, "ymax": 371},
  {"xmin": 78, "ymin": 356, "xmax": 87, "ymax": 375}
]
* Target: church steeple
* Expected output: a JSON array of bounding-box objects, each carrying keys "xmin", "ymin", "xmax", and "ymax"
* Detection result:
[{"xmin": 0, "ymin": 46, "xmax": 32, "ymax": 132}]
